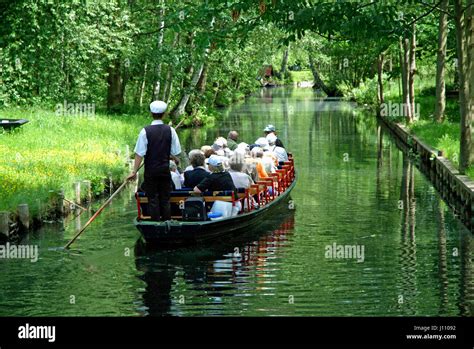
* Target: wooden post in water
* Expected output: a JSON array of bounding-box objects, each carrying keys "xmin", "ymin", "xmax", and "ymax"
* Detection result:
[
  {"xmin": 18, "ymin": 204, "xmax": 30, "ymax": 231},
  {"xmin": 36, "ymin": 199, "xmax": 43, "ymax": 222},
  {"xmin": 74, "ymin": 181, "xmax": 81, "ymax": 205},
  {"xmin": 0, "ymin": 211, "xmax": 9, "ymax": 237},
  {"xmin": 108, "ymin": 173, "xmax": 113, "ymax": 195},
  {"xmin": 49, "ymin": 190, "xmax": 59, "ymax": 218},
  {"xmin": 75, "ymin": 211, "xmax": 82, "ymax": 232},
  {"xmin": 82, "ymin": 180, "xmax": 92, "ymax": 203},
  {"xmin": 57, "ymin": 190, "xmax": 65, "ymax": 217}
]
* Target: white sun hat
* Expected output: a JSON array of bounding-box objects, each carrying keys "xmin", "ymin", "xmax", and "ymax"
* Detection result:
[{"xmin": 150, "ymin": 100, "xmax": 167, "ymax": 113}]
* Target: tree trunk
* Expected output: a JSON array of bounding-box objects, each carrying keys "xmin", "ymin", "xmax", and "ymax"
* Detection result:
[
  {"xmin": 280, "ymin": 43, "xmax": 290, "ymax": 77},
  {"xmin": 160, "ymin": 33, "xmax": 179, "ymax": 102},
  {"xmin": 153, "ymin": 0, "xmax": 165, "ymax": 100},
  {"xmin": 139, "ymin": 61, "xmax": 147, "ymax": 107},
  {"xmin": 164, "ymin": 79, "xmax": 173, "ymax": 105},
  {"xmin": 197, "ymin": 63, "xmax": 208, "ymax": 93},
  {"xmin": 308, "ymin": 51, "xmax": 332, "ymax": 95},
  {"xmin": 161, "ymin": 66, "xmax": 174, "ymax": 103},
  {"xmin": 173, "ymin": 32, "xmax": 195, "ymax": 104},
  {"xmin": 454, "ymin": 0, "xmax": 473, "ymax": 173},
  {"xmin": 121, "ymin": 61, "xmax": 129, "ymax": 105},
  {"xmin": 435, "ymin": 0, "xmax": 449, "ymax": 122},
  {"xmin": 399, "ymin": 38, "xmax": 407, "ymax": 108},
  {"xmin": 107, "ymin": 59, "xmax": 124, "ymax": 111},
  {"xmin": 408, "ymin": 23, "xmax": 417, "ymax": 121},
  {"xmin": 397, "ymin": 45, "xmax": 402, "ymax": 99},
  {"xmin": 377, "ymin": 53, "xmax": 385, "ymax": 109},
  {"xmin": 170, "ymin": 17, "xmax": 214, "ymax": 120},
  {"xmin": 171, "ymin": 58, "xmax": 206, "ymax": 120},
  {"xmin": 186, "ymin": 63, "xmax": 208, "ymax": 114},
  {"xmin": 211, "ymin": 81, "xmax": 220, "ymax": 105},
  {"xmin": 401, "ymin": 37, "xmax": 412, "ymax": 122},
  {"xmin": 466, "ymin": 0, "xmax": 474, "ymax": 170}
]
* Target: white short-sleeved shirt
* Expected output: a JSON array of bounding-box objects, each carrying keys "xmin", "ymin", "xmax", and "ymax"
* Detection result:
[
  {"xmin": 229, "ymin": 170, "xmax": 253, "ymax": 189},
  {"xmin": 171, "ymin": 171, "xmax": 182, "ymax": 189},
  {"xmin": 269, "ymin": 145, "xmax": 288, "ymax": 162},
  {"xmin": 134, "ymin": 120, "xmax": 181, "ymax": 157},
  {"xmin": 262, "ymin": 156, "xmax": 276, "ymax": 174},
  {"xmin": 184, "ymin": 165, "xmax": 210, "ymax": 173}
]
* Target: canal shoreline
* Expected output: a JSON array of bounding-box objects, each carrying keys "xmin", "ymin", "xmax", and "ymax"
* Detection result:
[
  {"xmin": 0, "ymin": 173, "xmax": 134, "ymax": 243},
  {"xmin": 379, "ymin": 115, "xmax": 474, "ymax": 232}
]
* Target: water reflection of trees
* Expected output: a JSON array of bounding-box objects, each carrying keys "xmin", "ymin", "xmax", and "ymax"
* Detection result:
[
  {"xmin": 436, "ymin": 198, "xmax": 449, "ymax": 315},
  {"xmin": 459, "ymin": 231, "xmax": 473, "ymax": 316},
  {"xmin": 397, "ymin": 153, "xmax": 418, "ymax": 315},
  {"xmin": 435, "ymin": 198, "xmax": 473, "ymax": 316},
  {"xmin": 384, "ymin": 128, "xmax": 472, "ymax": 317},
  {"xmin": 134, "ymin": 210, "xmax": 295, "ymax": 316}
]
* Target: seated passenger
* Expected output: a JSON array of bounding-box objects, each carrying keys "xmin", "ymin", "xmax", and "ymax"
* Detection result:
[
  {"xmin": 244, "ymin": 157, "xmax": 259, "ymax": 182},
  {"xmin": 236, "ymin": 142, "xmax": 250, "ymax": 155},
  {"xmin": 266, "ymin": 133, "xmax": 288, "ymax": 162},
  {"xmin": 213, "ymin": 137, "xmax": 233, "ymax": 158},
  {"xmin": 203, "ymin": 147, "xmax": 216, "ymax": 165},
  {"xmin": 184, "ymin": 150, "xmax": 210, "ymax": 188},
  {"xmin": 212, "ymin": 137, "xmax": 225, "ymax": 156},
  {"xmin": 183, "ymin": 149, "xmax": 207, "ymax": 172},
  {"xmin": 229, "ymin": 154, "xmax": 254, "ymax": 189},
  {"xmin": 254, "ymin": 137, "xmax": 269, "ymax": 150},
  {"xmin": 254, "ymin": 137, "xmax": 278, "ymax": 170},
  {"xmin": 194, "ymin": 155, "xmax": 237, "ymax": 195},
  {"xmin": 264, "ymin": 124, "xmax": 285, "ymax": 149},
  {"xmin": 262, "ymin": 154, "xmax": 277, "ymax": 173},
  {"xmin": 250, "ymin": 147, "xmax": 269, "ymax": 180},
  {"xmin": 201, "ymin": 145, "xmax": 212, "ymax": 155},
  {"xmin": 169, "ymin": 160, "xmax": 182, "ymax": 190},
  {"xmin": 227, "ymin": 131, "xmax": 239, "ymax": 151}
]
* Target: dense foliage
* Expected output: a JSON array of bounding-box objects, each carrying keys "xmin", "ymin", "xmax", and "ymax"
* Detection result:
[{"xmin": 0, "ymin": 0, "xmax": 291, "ymax": 123}]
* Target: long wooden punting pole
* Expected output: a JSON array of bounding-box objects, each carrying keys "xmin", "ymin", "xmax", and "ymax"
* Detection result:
[{"xmin": 64, "ymin": 164, "xmax": 143, "ymax": 249}]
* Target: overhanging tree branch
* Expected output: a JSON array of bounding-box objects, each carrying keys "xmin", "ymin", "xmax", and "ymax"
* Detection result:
[
  {"xmin": 388, "ymin": 0, "xmax": 442, "ymax": 35},
  {"xmin": 419, "ymin": 0, "xmax": 454, "ymax": 17}
]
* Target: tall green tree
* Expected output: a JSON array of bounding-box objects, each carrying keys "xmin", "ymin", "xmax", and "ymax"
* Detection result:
[{"xmin": 435, "ymin": 0, "xmax": 450, "ymax": 122}]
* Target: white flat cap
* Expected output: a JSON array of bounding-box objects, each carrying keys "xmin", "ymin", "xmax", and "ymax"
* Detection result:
[
  {"xmin": 266, "ymin": 133, "xmax": 277, "ymax": 144},
  {"xmin": 237, "ymin": 142, "xmax": 249, "ymax": 150},
  {"xmin": 255, "ymin": 137, "xmax": 269, "ymax": 148},
  {"xmin": 150, "ymin": 100, "xmax": 167, "ymax": 114}
]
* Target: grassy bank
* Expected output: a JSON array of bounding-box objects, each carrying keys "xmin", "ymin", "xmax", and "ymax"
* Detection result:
[
  {"xmin": 408, "ymin": 118, "xmax": 474, "ymax": 178},
  {"xmin": 346, "ymin": 74, "xmax": 473, "ymax": 178},
  {"xmin": 386, "ymin": 81, "xmax": 473, "ymax": 178},
  {"xmin": 0, "ymin": 108, "xmax": 150, "ymax": 216},
  {"xmin": 289, "ymin": 70, "xmax": 314, "ymax": 83}
]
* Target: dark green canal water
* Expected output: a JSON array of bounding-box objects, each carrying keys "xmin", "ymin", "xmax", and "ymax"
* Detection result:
[{"xmin": 0, "ymin": 88, "xmax": 472, "ymax": 316}]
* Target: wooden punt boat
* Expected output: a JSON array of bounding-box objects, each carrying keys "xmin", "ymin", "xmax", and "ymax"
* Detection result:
[
  {"xmin": 134, "ymin": 156, "xmax": 296, "ymax": 246},
  {"xmin": 0, "ymin": 119, "xmax": 29, "ymax": 130}
]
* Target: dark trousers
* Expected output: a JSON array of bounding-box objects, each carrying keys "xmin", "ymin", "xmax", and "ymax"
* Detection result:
[{"xmin": 142, "ymin": 169, "xmax": 172, "ymax": 221}]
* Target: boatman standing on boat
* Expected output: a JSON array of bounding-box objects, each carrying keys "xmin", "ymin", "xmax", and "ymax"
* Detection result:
[{"xmin": 127, "ymin": 101, "xmax": 181, "ymax": 221}]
